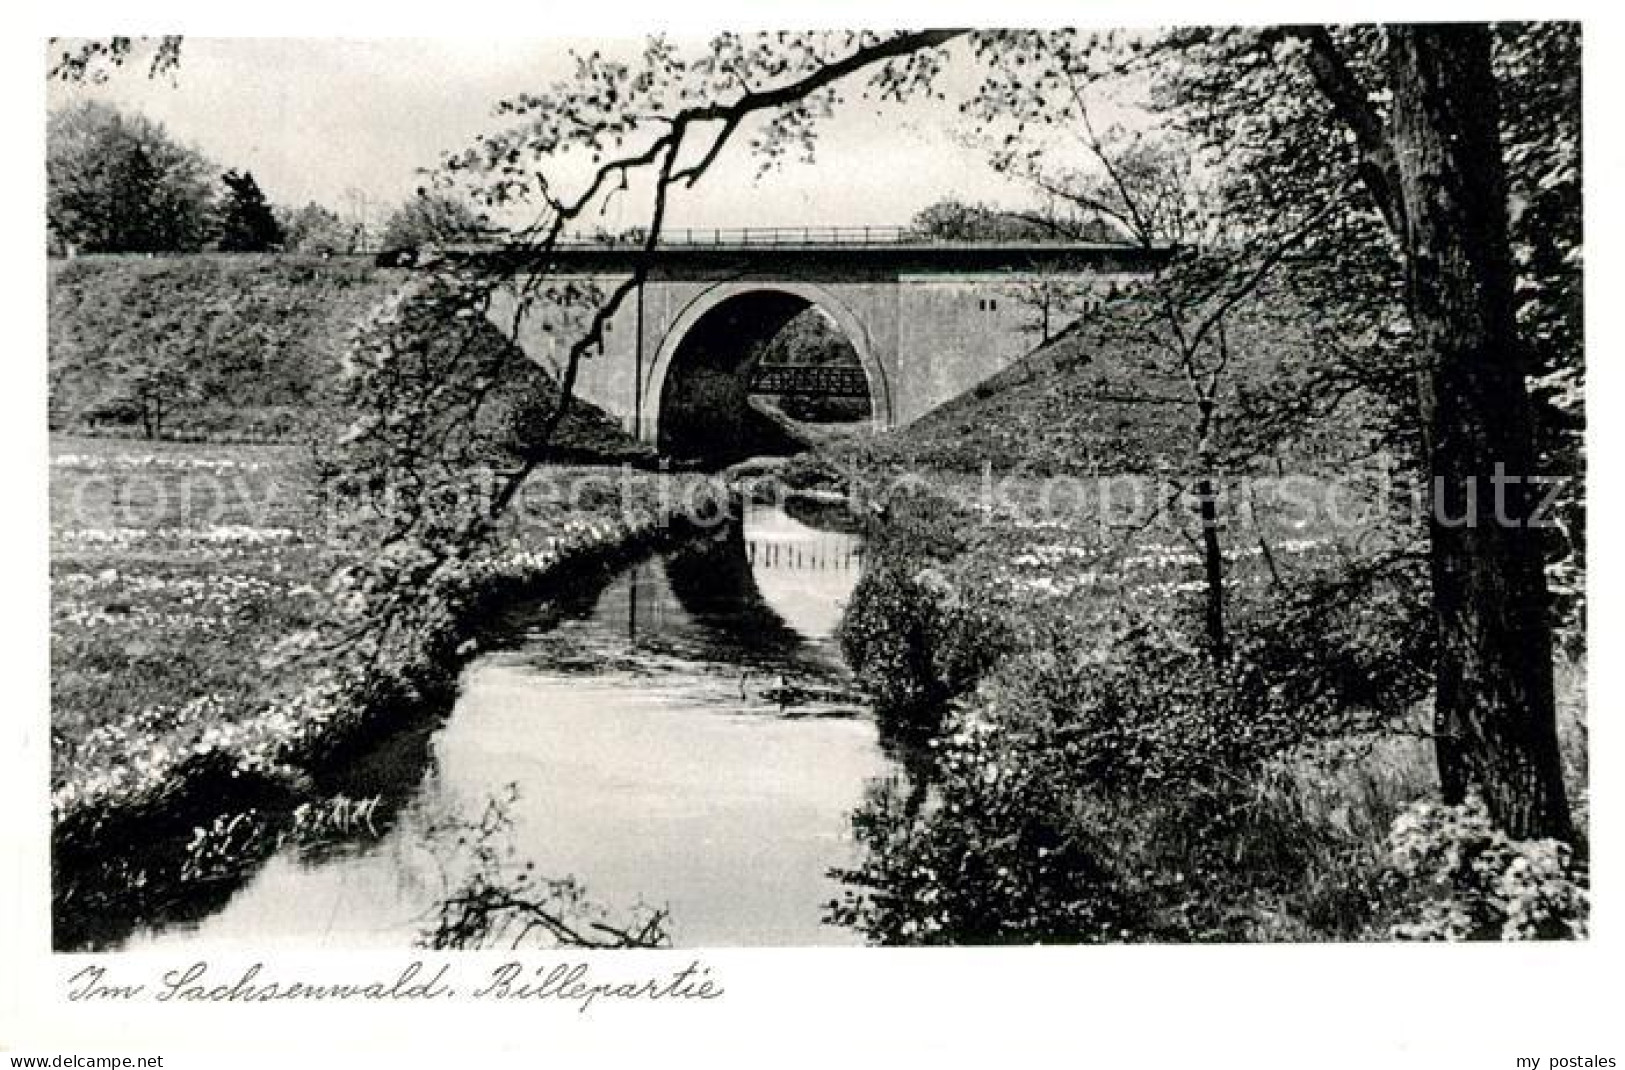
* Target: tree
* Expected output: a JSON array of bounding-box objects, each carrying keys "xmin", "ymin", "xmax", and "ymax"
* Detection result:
[
  {"xmin": 278, "ymin": 202, "xmax": 352, "ymax": 254},
  {"xmin": 340, "ymin": 187, "xmax": 383, "ymax": 252},
  {"xmin": 379, "ymin": 192, "xmax": 485, "ymax": 250},
  {"xmin": 104, "ymin": 350, "xmax": 199, "ymax": 439},
  {"xmin": 910, "ymin": 199, "xmax": 1042, "ymax": 241},
  {"xmin": 47, "ymin": 101, "xmax": 214, "ymax": 253},
  {"xmin": 1386, "ymin": 27, "xmax": 1570, "ymax": 838},
  {"xmin": 214, "ymin": 169, "xmax": 284, "ymax": 252},
  {"xmin": 1260, "ymin": 25, "xmax": 1569, "ymax": 841},
  {"xmin": 79, "ymin": 299, "xmax": 211, "ymax": 439}
]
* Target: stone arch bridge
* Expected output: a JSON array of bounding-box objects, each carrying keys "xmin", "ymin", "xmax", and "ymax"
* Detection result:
[{"xmin": 476, "ymin": 228, "xmax": 1169, "ymax": 462}]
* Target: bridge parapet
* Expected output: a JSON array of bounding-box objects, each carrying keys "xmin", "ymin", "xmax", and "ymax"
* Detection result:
[
  {"xmin": 565, "ymin": 225, "xmax": 918, "ymax": 247},
  {"xmin": 450, "ymin": 223, "xmax": 1169, "ymax": 251},
  {"xmin": 449, "ymin": 233, "xmax": 1172, "ymax": 276}
]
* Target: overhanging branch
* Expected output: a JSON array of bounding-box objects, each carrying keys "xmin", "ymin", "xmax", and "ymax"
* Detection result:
[{"xmin": 1283, "ymin": 25, "xmax": 1405, "ymax": 238}]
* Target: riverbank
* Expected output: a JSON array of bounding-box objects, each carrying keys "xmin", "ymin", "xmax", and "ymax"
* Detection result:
[
  {"xmin": 108, "ymin": 499, "xmax": 881, "ymax": 950},
  {"xmin": 50, "ymin": 434, "xmax": 719, "ymax": 946}
]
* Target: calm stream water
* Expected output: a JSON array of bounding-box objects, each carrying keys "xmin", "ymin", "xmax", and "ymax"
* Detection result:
[{"xmin": 120, "ymin": 501, "xmax": 895, "ymax": 950}]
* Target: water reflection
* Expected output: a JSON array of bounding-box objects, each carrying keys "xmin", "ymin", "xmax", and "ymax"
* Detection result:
[{"xmin": 113, "ymin": 500, "xmax": 893, "ymax": 950}]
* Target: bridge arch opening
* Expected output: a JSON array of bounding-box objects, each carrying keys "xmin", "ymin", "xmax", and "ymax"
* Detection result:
[{"xmin": 646, "ymin": 283, "xmax": 889, "ymax": 466}]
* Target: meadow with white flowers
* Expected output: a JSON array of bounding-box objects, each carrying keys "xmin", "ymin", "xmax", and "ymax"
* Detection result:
[
  {"xmin": 51, "ymin": 437, "xmax": 327, "ymax": 791},
  {"xmin": 49, "ymin": 431, "xmax": 717, "ymax": 946}
]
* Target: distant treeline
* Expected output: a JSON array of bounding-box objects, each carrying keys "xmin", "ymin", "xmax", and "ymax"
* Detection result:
[{"xmin": 46, "ymin": 100, "xmax": 484, "ymax": 258}]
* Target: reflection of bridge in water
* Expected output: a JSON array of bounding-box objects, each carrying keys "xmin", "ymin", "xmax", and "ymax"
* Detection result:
[
  {"xmin": 605, "ymin": 502, "xmax": 866, "ymax": 676},
  {"xmin": 746, "ymin": 536, "xmax": 864, "ymax": 572}
]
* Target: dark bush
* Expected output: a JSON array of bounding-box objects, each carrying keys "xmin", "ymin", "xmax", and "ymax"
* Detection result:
[
  {"xmin": 831, "ymin": 571, "xmax": 1436, "ymax": 944},
  {"xmin": 829, "ymin": 722, "xmax": 1132, "ymax": 945},
  {"xmin": 838, "ymin": 562, "xmax": 1012, "ymax": 738}
]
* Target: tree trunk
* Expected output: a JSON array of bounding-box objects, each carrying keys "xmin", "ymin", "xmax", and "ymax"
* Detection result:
[
  {"xmin": 1195, "ymin": 475, "xmax": 1226, "ymax": 656},
  {"xmin": 1194, "ymin": 396, "xmax": 1227, "ymax": 657},
  {"xmin": 1387, "ymin": 25, "xmax": 1572, "ymax": 840}
]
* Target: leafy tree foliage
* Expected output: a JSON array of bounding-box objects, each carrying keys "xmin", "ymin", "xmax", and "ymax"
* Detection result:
[
  {"xmin": 49, "ymin": 37, "xmax": 183, "ymax": 84},
  {"xmin": 214, "ymin": 169, "xmax": 285, "ymax": 252},
  {"xmin": 1495, "ymin": 24, "xmax": 1584, "ymax": 647},
  {"xmin": 910, "ymin": 198, "xmax": 1087, "ymax": 241},
  {"xmin": 46, "ymin": 101, "xmax": 214, "ymax": 254}
]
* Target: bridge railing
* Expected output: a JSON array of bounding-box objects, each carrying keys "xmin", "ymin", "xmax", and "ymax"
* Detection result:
[
  {"xmin": 435, "ymin": 226, "xmax": 1165, "ymax": 260},
  {"xmin": 552, "ymin": 226, "xmax": 918, "ymax": 248},
  {"xmin": 534, "ymin": 226, "xmax": 1144, "ymax": 249},
  {"xmin": 747, "ymin": 362, "xmax": 872, "ymax": 398}
]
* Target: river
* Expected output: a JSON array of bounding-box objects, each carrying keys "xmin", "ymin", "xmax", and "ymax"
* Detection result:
[{"xmin": 116, "ymin": 500, "xmax": 894, "ymax": 950}]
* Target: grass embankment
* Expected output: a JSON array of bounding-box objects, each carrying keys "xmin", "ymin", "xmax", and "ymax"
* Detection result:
[
  {"xmin": 815, "ymin": 321, "xmax": 1588, "ymax": 943},
  {"xmin": 50, "ymin": 256, "xmax": 395, "ymax": 440}
]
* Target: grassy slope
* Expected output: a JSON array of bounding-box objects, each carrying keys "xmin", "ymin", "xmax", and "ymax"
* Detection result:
[
  {"xmin": 841, "ymin": 266, "xmax": 1387, "ymax": 480},
  {"xmin": 842, "ymin": 332, "xmax": 1186, "ymax": 475},
  {"xmin": 49, "ymin": 255, "xmax": 395, "ymax": 438}
]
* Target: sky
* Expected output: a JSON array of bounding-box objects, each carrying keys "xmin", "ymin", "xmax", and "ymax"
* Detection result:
[{"xmin": 46, "ymin": 37, "xmax": 1045, "ymax": 233}]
